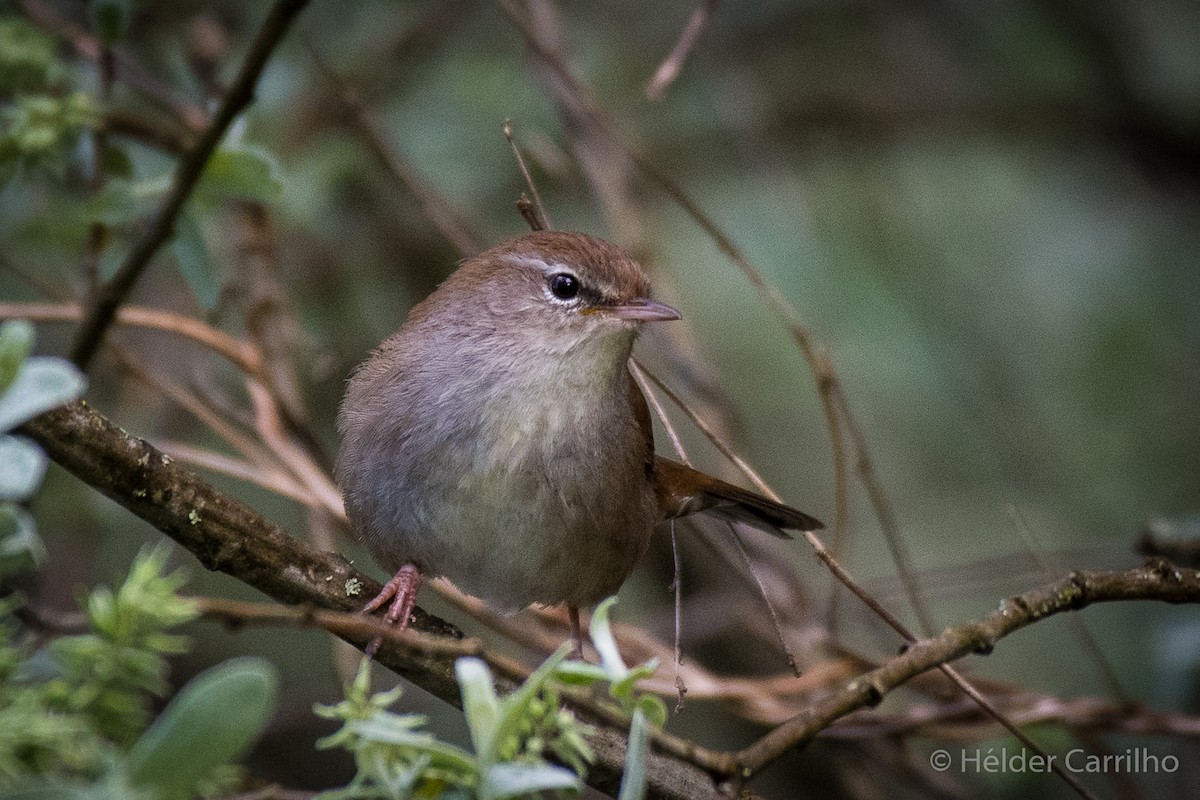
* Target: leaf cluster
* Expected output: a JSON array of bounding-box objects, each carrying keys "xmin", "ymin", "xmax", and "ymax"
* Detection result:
[
  {"xmin": 0, "ymin": 17, "xmax": 97, "ymax": 180},
  {"xmin": 0, "ymin": 547, "xmax": 279, "ymax": 799},
  {"xmin": 314, "ymin": 598, "xmax": 664, "ymax": 800}
]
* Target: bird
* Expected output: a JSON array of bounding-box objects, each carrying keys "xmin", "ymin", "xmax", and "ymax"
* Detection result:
[{"xmin": 336, "ymin": 230, "xmax": 822, "ymax": 655}]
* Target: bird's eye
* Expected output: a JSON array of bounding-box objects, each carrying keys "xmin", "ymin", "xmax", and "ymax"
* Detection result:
[{"xmin": 548, "ymin": 273, "xmax": 580, "ymax": 300}]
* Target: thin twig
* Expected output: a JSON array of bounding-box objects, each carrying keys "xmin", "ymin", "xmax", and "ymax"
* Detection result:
[
  {"xmin": 733, "ymin": 561, "xmax": 1200, "ymax": 779},
  {"xmin": 504, "ymin": 119, "xmax": 552, "ymax": 230},
  {"xmin": 156, "ymin": 440, "xmax": 311, "ymax": 504},
  {"xmin": 500, "ymin": 1, "xmax": 937, "ymax": 640},
  {"xmin": 70, "ymin": 0, "xmax": 311, "ymax": 369},
  {"xmin": 935, "ymin": 664, "xmax": 1102, "ymax": 800},
  {"xmin": 644, "ymin": 0, "xmax": 718, "ymax": 101},
  {"xmin": 83, "ymin": 40, "xmax": 115, "ymax": 294},
  {"xmin": 669, "ymin": 519, "xmax": 686, "ymax": 711},
  {"xmin": 306, "ymin": 42, "xmax": 484, "ymax": 258},
  {"xmin": 1007, "ymin": 505, "xmax": 1130, "ymax": 703},
  {"xmin": 630, "ymin": 361, "xmax": 688, "ymax": 464},
  {"xmin": 0, "ymin": 301, "xmax": 260, "ymax": 372},
  {"xmin": 634, "ymin": 358, "xmax": 775, "ymax": 498},
  {"xmin": 728, "ymin": 522, "xmax": 800, "ymax": 677}
]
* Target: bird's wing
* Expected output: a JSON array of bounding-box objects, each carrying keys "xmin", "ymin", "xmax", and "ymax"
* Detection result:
[
  {"xmin": 628, "ymin": 370, "xmax": 657, "ymax": 485},
  {"xmin": 653, "ymin": 456, "xmax": 824, "ymax": 537}
]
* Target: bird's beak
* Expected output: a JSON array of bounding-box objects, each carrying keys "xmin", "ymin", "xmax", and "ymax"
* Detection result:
[{"xmin": 604, "ymin": 298, "xmax": 682, "ymax": 322}]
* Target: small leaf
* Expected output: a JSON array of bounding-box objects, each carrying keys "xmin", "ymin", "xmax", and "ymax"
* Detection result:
[
  {"xmin": 0, "ymin": 319, "xmax": 34, "ymax": 394},
  {"xmin": 0, "ymin": 501, "xmax": 45, "ymax": 574},
  {"xmin": 456, "ymin": 657, "xmax": 501, "ymax": 758},
  {"xmin": 616, "ymin": 708, "xmax": 649, "ymax": 800},
  {"xmin": 589, "ymin": 597, "xmax": 628, "ymax": 681},
  {"xmin": 126, "ymin": 657, "xmax": 279, "ymax": 800},
  {"xmin": 486, "ymin": 644, "xmax": 572, "ymax": 763},
  {"xmin": 0, "ymin": 357, "xmax": 86, "ymax": 431},
  {"xmin": 346, "ymin": 719, "xmax": 475, "ymax": 771},
  {"xmin": 481, "ymin": 762, "xmax": 580, "ymax": 800},
  {"xmin": 0, "ymin": 434, "xmax": 48, "ymax": 500},
  {"xmin": 171, "ymin": 212, "xmax": 219, "ymax": 309},
  {"xmin": 198, "ymin": 146, "xmax": 281, "ymax": 204},
  {"xmin": 86, "ymin": 179, "xmax": 143, "ymax": 225},
  {"xmin": 635, "ymin": 694, "xmax": 668, "ymax": 729},
  {"xmin": 552, "ymin": 661, "xmax": 609, "ymax": 686}
]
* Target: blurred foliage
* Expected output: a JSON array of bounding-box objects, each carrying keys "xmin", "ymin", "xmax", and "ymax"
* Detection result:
[
  {"xmin": 0, "ymin": 547, "xmax": 278, "ymax": 799},
  {"xmin": 0, "ymin": 18, "xmax": 95, "ymax": 180},
  {"xmin": 0, "ymin": 319, "xmax": 85, "ymax": 575}
]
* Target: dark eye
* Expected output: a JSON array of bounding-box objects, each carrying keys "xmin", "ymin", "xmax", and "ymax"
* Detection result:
[{"xmin": 549, "ymin": 273, "xmax": 580, "ymax": 300}]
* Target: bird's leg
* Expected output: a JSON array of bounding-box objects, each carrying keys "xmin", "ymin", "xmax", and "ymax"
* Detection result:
[
  {"xmin": 568, "ymin": 605, "xmax": 585, "ymax": 660},
  {"xmin": 362, "ymin": 563, "xmax": 422, "ymax": 658}
]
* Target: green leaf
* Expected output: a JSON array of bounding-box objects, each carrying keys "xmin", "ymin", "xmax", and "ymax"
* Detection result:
[
  {"xmin": 0, "ymin": 19, "xmax": 66, "ymax": 93},
  {"xmin": 486, "ymin": 644, "xmax": 572, "ymax": 763},
  {"xmin": 0, "ymin": 434, "xmax": 48, "ymax": 500},
  {"xmin": 92, "ymin": 0, "xmax": 132, "ymax": 43},
  {"xmin": 126, "ymin": 657, "xmax": 279, "ymax": 800},
  {"xmin": 616, "ymin": 708, "xmax": 650, "ymax": 800},
  {"xmin": 481, "ymin": 762, "xmax": 580, "ymax": 800},
  {"xmin": 0, "ymin": 319, "xmax": 34, "ymax": 394},
  {"xmin": 0, "ymin": 501, "xmax": 45, "ymax": 574},
  {"xmin": 456, "ymin": 657, "xmax": 501, "ymax": 758},
  {"xmin": 197, "ymin": 146, "xmax": 282, "ymax": 204},
  {"xmin": 552, "ymin": 661, "xmax": 609, "ymax": 686},
  {"xmin": 86, "ymin": 176, "xmax": 156, "ymax": 224},
  {"xmin": 634, "ymin": 694, "xmax": 668, "ymax": 729},
  {"xmin": 589, "ymin": 597, "xmax": 628, "ymax": 681},
  {"xmin": 102, "ymin": 143, "xmax": 134, "ymax": 178},
  {"xmin": 171, "ymin": 212, "xmax": 219, "ymax": 309},
  {"xmin": 0, "ymin": 357, "xmax": 86, "ymax": 432},
  {"xmin": 346, "ymin": 718, "xmax": 475, "ymax": 772}
]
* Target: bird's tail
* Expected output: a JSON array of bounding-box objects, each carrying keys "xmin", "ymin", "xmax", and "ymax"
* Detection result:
[{"xmin": 654, "ymin": 457, "xmax": 823, "ymax": 537}]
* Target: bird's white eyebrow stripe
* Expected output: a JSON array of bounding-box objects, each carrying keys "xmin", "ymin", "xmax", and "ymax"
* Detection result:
[{"xmin": 507, "ymin": 254, "xmax": 575, "ymax": 276}]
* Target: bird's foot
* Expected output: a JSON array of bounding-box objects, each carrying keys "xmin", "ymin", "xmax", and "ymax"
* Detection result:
[{"xmin": 363, "ymin": 563, "xmax": 422, "ymax": 658}]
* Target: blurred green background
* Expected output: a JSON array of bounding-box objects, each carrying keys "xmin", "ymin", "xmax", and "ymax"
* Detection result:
[{"xmin": 2, "ymin": 0, "xmax": 1199, "ymax": 797}]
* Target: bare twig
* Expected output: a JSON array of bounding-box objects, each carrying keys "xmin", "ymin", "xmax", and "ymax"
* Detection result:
[
  {"xmin": 70, "ymin": 0, "xmax": 312, "ymax": 369},
  {"xmin": 734, "ymin": 561, "xmax": 1200, "ymax": 777},
  {"xmin": 0, "ymin": 301, "xmax": 260, "ymax": 372},
  {"xmin": 1008, "ymin": 505, "xmax": 1130, "ymax": 703},
  {"xmin": 504, "ymin": 119, "xmax": 552, "ymax": 230},
  {"xmin": 84, "ymin": 39, "xmax": 115, "ymax": 294},
  {"xmin": 644, "ymin": 0, "xmax": 718, "ymax": 101},
  {"xmin": 306, "ymin": 42, "xmax": 484, "ymax": 258},
  {"xmin": 156, "ymin": 440, "xmax": 310, "ymax": 505},
  {"xmin": 516, "ymin": 194, "xmax": 546, "ymax": 232},
  {"xmin": 728, "ymin": 522, "xmax": 800, "ymax": 677}
]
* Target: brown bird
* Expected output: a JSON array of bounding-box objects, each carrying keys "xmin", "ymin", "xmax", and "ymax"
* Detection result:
[{"xmin": 336, "ymin": 231, "xmax": 821, "ymax": 653}]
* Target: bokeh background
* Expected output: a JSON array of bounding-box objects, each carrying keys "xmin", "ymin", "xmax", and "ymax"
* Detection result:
[{"xmin": 3, "ymin": 0, "xmax": 1199, "ymax": 797}]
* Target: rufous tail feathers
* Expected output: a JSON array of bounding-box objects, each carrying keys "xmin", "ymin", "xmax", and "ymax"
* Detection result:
[{"xmin": 654, "ymin": 457, "xmax": 823, "ymax": 538}]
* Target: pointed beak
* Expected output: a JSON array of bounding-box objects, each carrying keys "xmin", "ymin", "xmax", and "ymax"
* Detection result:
[{"xmin": 605, "ymin": 298, "xmax": 682, "ymax": 322}]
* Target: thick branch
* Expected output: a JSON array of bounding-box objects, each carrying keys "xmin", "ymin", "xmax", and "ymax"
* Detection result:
[
  {"xmin": 70, "ymin": 0, "xmax": 311, "ymax": 369},
  {"xmin": 18, "ymin": 400, "xmax": 1200, "ymax": 794},
  {"xmin": 735, "ymin": 562, "xmax": 1200, "ymax": 775},
  {"xmin": 19, "ymin": 400, "xmax": 717, "ymax": 800}
]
